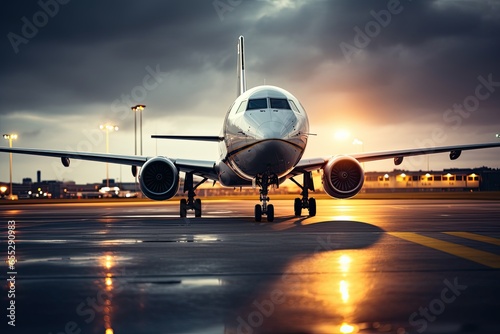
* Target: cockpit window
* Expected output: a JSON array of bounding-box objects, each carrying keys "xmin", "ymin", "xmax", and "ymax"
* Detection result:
[
  {"xmin": 270, "ymin": 98, "xmax": 291, "ymax": 110},
  {"xmin": 236, "ymin": 100, "xmax": 247, "ymax": 113},
  {"xmin": 247, "ymin": 98, "xmax": 268, "ymax": 110},
  {"xmin": 288, "ymin": 100, "xmax": 300, "ymax": 113}
]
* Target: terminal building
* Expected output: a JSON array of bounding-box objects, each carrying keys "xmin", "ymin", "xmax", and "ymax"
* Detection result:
[{"xmin": 362, "ymin": 167, "xmax": 500, "ymax": 192}]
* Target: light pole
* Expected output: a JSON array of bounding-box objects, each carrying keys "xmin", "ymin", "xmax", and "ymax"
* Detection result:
[
  {"xmin": 3, "ymin": 134, "xmax": 18, "ymax": 199},
  {"xmin": 132, "ymin": 105, "xmax": 145, "ymax": 197},
  {"xmin": 131, "ymin": 105, "xmax": 146, "ymax": 155},
  {"xmin": 133, "ymin": 105, "xmax": 146, "ymax": 155},
  {"xmin": 99, "ymin": 124, "xmax": 119, "ymax": 188},
  {"xmin": 131, "ymin": 106, "xmax": 138, "ymax": 155},
  {"xmin": 139, "ymin": 105, "xmax": 144, "ymax": 155}
]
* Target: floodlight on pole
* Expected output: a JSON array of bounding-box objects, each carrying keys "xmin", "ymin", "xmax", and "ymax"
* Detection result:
[
  {"xmin": 131, "ymin": 105, "xmax": 145, "ymax": 196},
  {"xmin": 99, "ymin": 124, "xmax": 119, "ymax": 188},
  {"xmin": 131, "ymin": 106, "xmax": 137, "ymax": 155},
  {"xmin": 3, "ymin": 134, "xmax": 18, "ymax": 199},
  {"xmin": 133, "ymin": 105, "xmax": 146, "ymax": 155}
]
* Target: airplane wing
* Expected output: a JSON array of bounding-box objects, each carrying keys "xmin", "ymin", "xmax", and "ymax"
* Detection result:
[
  {"xmin": 0, "ymin": 147, "xmax": 147, "ymax": 166},
  {"xmin": 292, "ymin": 142, "xmax": 500, "ymax": 175},
  {"xmin": 0, "ymin": 147, "xmax": 218, "ymax": 180},
  {"xmin": 174, "ymin": 158, "xmax": 218, "ymax": 180},
  {"xmin": 152, "ymin": 135, "xmax": 224, "ymax": 142}
]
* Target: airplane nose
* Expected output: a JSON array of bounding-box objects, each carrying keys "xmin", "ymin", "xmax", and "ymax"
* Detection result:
[
  {"xmin": 259, "ymin": 120, "xmax": 290, "ymax": 139},
  {"xmin": 245, "ymin": 110, "xmax": 297, "ymax": 140}
]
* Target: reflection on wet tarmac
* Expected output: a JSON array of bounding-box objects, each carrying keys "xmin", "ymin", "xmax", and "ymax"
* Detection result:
[
  {"xmin": 232, "ymin": 250, "xmax": 372, "ymax": 333},
  {"xmin": 20, "ymin": 255, "xmax": 132, "ymax": 265},
  {"xmin": 7, "ymin": 200, "xmax": 499, "ymax": 333},
  {"xmin": 99, "ymin": 239, "xmax": 143, "ymax": 245},
  {"xmin": 340, "ymin": 322, "xmax": 355, "ymax": 333},
  {"xmin": 182, "ymin": 278, "xmax": 223, "ymax": 286},
  {"xmin": 298, "ymin": 252, "xmax": 361, "ymax": 333},
  {"xmin": 23, "ymin": 239, "xmax": 69, "ymax": 243},
  {"xmin": 226, "ymin": 220, "xmax": 385, "ymax": 333},
  {"xmin": 274, "ymin": 249, "xmax": 410, "ymax": 334},
  {"xmin": 141, "ymin": 234, "xmax": 222, "ymax": 243},
  {"xmin": 100, "ymin": 253, "xmax": 115, "ymax": 334}
]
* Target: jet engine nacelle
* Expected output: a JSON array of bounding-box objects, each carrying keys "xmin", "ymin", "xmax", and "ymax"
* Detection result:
[
  {"xmin": 139, "ymin": 157, "xmax": 180, "ymax": 201},
  {"xmin": 322, "ymin": 155, "xmax": 364, "ymax": 199}
]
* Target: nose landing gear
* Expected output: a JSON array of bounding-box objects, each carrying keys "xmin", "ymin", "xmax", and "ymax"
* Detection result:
[{"xmin": 254, "ymin": 172, "xmax": 278, "ymax": 222}]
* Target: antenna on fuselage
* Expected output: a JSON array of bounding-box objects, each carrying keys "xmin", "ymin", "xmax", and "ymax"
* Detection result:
[{"xmin": 237, "ymin": 35, "xmax": 246, "ymax": 97}]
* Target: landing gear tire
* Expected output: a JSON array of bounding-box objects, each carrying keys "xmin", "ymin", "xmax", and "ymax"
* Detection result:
[
  {"xmin": 308, "ymin": 198, "xmax": 316, "ymax": 217},
  {"xmin": 291, "ymin": 172, "xmax": 317, "ymax": 217},
  {"xmin": 180, "ymin": 172, "xmax": 208, "ymax": 218},
  {"xmin": 294, "ymin": 198, "xmax": 302, "ymax": 217},
  {"xmin": 254, "ymin": 204, "xmax": 262, "ymax": 222},
  {"xmin": 267, "ymin": 204, "xmax": 274, "ymax": 222},
  {"xmin": 194, "ymin": 198, "xmax": 202, "ymax": 218},
  {"xmin": 180, "ymin": 199, "xmax": 187, "ymax": 218}
]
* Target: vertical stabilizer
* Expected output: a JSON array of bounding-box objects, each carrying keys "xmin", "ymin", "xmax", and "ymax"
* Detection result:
[{"xmin": 237, "ymin": 35, "xmax": 246, "ymax": 97}]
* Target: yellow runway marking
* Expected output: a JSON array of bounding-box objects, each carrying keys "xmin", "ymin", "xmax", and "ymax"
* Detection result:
[
  {"xmin": 388, "ymin": 232, "xmax": 500, "ymax": 269},
  {"xmin": 443, "ymin": 232, "xmax": 500, "ymax": 246}
]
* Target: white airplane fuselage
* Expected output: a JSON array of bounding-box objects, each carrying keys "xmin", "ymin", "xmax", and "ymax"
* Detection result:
[{"xmin": 217, "ymin": 85, "xmax": 309, "ymax": 187}]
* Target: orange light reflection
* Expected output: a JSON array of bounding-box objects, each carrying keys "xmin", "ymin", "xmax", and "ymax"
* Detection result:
[
  {"xmin": 279, "ymin": 251, "xmax": 370, "ymax": 332},
  {"xmin": 100, "ymin": 254, "xmax": 115, "ymax": 334},
  {"xmin": 340, "ymin": 322, "xmax": 355, "ymax": 333}
]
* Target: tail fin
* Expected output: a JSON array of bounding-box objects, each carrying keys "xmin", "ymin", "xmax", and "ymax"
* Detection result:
[{"xmin": 237, "ymin": 35, "xmax": 246, "ymax": 97}]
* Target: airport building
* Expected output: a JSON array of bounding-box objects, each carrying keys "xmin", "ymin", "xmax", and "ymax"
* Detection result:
[
  {"xmin": 361, "ymin": 167, "xmax": 500, "ymax": 192},
  {"xmin": 362, "ymin": 169, "xmax": 481, "ymax": 193}
]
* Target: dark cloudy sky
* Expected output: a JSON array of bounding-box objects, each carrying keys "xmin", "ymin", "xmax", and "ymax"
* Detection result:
[{"xmin": 1, "ymin": 0, "xmax": 500, "ymax": 184}]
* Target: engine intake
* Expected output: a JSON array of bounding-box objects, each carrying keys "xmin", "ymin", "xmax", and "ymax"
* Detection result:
[
  {"xmin": 322, "ymin": 155, "xmax": 364, "ymax": 199},
  {"xmin": 139, "ymin": 157, "xmax": 180, "ymax": 200}
]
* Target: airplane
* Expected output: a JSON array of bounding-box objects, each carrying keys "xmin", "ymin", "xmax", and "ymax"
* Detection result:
[{"xmin": 2, "ymin": 36, "xmax": 500, "ymax": 222}]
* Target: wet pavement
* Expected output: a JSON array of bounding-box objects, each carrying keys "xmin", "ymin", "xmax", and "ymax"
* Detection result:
[{"xmin": 1, "ymin": 199, "xmax": 500, "ymax": 333}]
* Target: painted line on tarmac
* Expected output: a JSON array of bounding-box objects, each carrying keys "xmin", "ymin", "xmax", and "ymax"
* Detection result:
[
  {"xmin": 443, "ymin": 232, "xmax": 500, "ymax": 246},
  {"xmin": 388, "ymin": 232, "xmax": 500, "ymax": 269}
]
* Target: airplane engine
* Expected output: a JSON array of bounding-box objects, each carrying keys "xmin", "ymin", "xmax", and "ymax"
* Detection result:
[
  {"xmin": 322, "ymin": 155, "xmax": 364, "ymax": 199},
  {"xmin": 139, "ymin": 157, "xmax": 180, "ymax": 201}
]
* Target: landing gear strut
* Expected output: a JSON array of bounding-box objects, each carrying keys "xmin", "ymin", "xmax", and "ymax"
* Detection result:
[
  {"xmin": 290, "ymin": 171, "xmax": 316, "ymax": 217},
  {"xmin": 254, "ymin": 172, "xmax": 278, "ymax": 222},
  {"xmin": 180, "ymin": 172, "xmax": 207, "ymax": 218}
]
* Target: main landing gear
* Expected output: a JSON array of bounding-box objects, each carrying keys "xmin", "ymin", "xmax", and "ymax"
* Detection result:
[
  {"xmin": 290, "ymin": 171, "xmax": 316, "ymax": 217},
  {"xmin": 254, "ymin": 172, "xmax": 279, "ymax": 222},
  {"xmin": 180, "ymin": 172, "xmax": 207, "ymax": 218}
]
